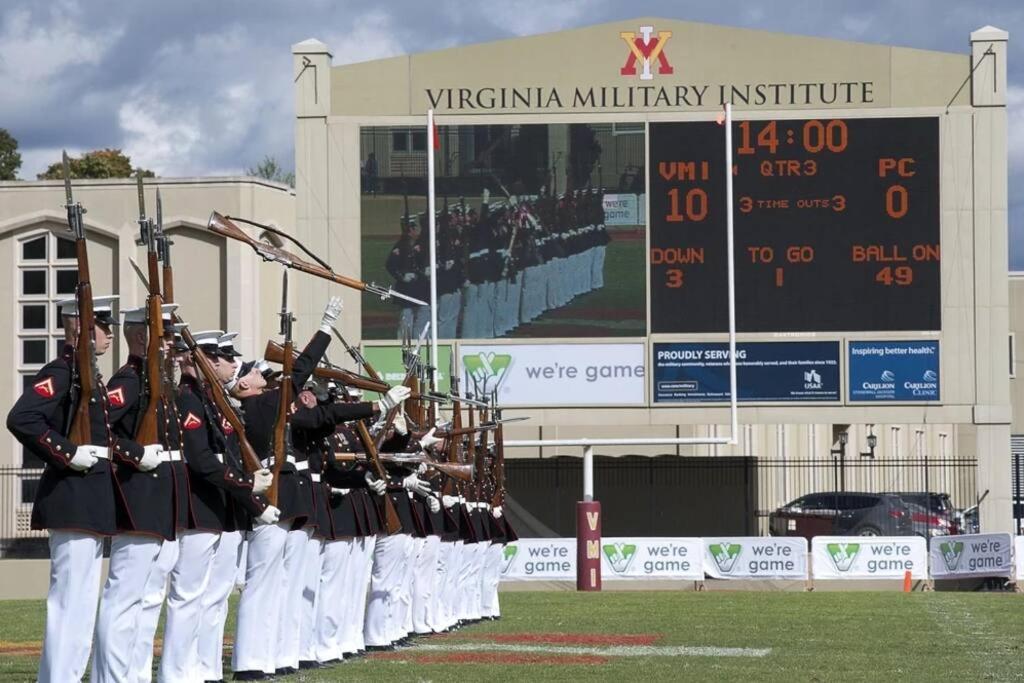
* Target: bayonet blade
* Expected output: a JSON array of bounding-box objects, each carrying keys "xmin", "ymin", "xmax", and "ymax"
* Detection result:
[
  {"xmin": 136, "ymin": 174, "xmax": 147, "ymax": 221},
  {"xmin": 62, "ymin": 151, "xmax": 73, "ymax": 205}
]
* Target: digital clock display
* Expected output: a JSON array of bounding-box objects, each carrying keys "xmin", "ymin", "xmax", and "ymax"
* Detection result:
[{"xmin": 649, "ymin": 117, "xmax": 940, "ymax": 333}]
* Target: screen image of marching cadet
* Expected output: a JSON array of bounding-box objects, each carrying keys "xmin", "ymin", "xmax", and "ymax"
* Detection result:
[
  {"xmin": 386, "ymin": 214, "xmax": 429, "ymax": 341},
  {"xmin": 5, "ymin": 296, "xmax": 123, "ymax": 682}
]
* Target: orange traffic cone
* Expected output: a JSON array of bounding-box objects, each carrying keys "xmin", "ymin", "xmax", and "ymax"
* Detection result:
[{"xmin": 903, "ymin": 570, "xmax": 912, "ymax": 593}]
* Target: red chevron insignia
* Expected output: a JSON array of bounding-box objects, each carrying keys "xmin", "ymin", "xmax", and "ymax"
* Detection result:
[
  {"xmin": 182, "ymin": 412, "xmax": 203, "ymax": 430},
  {"xmin": 108, "ymin": 387, "xmax": 125, "ymax": 408},
  {"xmin": 221, "ymin": 416, "xmax": 234, "ymax": 434},
  {"xmin": 33, "ymin": 377, "xmax": 55, "ymax": 399}
]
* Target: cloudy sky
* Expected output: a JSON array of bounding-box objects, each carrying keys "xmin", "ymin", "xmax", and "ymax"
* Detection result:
[{"xmin": 2, "ymin": 0, "xmax": 1021, "ymax": 264}]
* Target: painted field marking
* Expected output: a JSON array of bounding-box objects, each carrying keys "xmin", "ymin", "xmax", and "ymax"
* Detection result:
[{"xmin": 412, "ymin": 643, "xmax": 771, "ymax": 658}]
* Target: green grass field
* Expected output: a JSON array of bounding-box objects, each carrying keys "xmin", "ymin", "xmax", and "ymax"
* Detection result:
[
  {"xmin": 2, "ymin": 591, "xmax": 1023, "ymax": 681},
  {"xmin": 360, "ymin": 231, "xmax": 646, "ymax": 340}
]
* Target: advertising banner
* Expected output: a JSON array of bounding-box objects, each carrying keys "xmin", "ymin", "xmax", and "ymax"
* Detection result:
[
  {"xmin": 848, "ymin": 341, "xmax": 939, "ymax": 401},
  {"xmin": 461, "ymin": 343, "xmax": 645, "ymax": 405},
  {"xmin": 811, "ymin": 536, "xmax": 927, "ymax": 579},
  {"xmin": 704, "ymin": 537, "xmax": 808, "ymax": 579},
  {"xmin": 499, "ymin": 539, "xmax": 576, "ymax": 581},
  {"xmin": 362, "ymin": 345, "xmax": 452, "ymax": 399},
  {"xmin": 929, "ymin": 533, "xmax": 1014, "ymax": 579},
  {"xmin": 600, "ymin": 537, "xmax": 704, "ymax": 580},
  {"xmin": 653, "ymin": 342, "xmax": 840, "ymax": 403},
  {"xmin": 602, "ymin": 193, "xmax": 640, "ymax": 225}
]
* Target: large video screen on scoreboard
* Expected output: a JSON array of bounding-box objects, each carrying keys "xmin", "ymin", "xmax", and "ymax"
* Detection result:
[{"xmin": 650, "ymin": 117, "xmax": 940, "ymax": 333}]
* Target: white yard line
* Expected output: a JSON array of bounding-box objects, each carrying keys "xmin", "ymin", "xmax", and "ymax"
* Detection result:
[{"xmin": 414, "ymin": 643, "xmax": 771, "ymax": 658}]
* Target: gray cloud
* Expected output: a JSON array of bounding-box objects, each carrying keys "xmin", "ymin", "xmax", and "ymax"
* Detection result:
[{"xmin": 2, "ymin": 0, "xmax": 1021, "ymax": 265}]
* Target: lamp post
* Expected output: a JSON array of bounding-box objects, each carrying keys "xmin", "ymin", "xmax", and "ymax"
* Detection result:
[{"xmin": 831, "ymin": 431, "xmax": 849, "ymax": 492}]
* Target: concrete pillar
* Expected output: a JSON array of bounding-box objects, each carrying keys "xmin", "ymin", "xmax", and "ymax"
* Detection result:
[
  {"xmin": 969, "ymin": 26, "xmax": 1012, "ymax": 532},
  {"xmin": 292, "ymin": 39, "xmax": 333, "ymax": 342}
]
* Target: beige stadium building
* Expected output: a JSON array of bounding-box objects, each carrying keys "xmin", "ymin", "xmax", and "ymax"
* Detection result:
[{"xmin": 1, "ymin": 17, "xmax": 1021, "ymax": 549}]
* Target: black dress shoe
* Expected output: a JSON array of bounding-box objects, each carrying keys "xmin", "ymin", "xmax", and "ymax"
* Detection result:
[
  {"xmin": 275, "ymin": 666, "xmax": 297, "ymax": 675},
  {"xmin": 299, "ymin": 660, "xmax": 320, "ymax": 670},
  {"xmin": 205, "ymin": 680, "xmax": 227, "ymax": 683},
  {"xmin": 232, "ymin": 672, "xmax": 267, "ymax": 681},
  {"xmin": 365, "ymin": 644, "xmax": 394, "ymax": 652}
]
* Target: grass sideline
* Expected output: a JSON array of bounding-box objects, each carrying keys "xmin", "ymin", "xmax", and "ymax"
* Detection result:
[{"xmin": 2, "ymin": 591, "xmax": 1023, "ymax": 681}]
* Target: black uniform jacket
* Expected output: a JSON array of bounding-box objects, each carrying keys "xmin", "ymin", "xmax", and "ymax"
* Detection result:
[
  {"xmin": 176, "ymin": 374, "xmax": 267, "ymax": 531},
  {"xmin": 6, "ymin": 345, "xmax": 141, "ymax": 535},
  {"xmin": 106, "ymin": 355, "xmax": 189, "ymax": 541},
  {"xmin": 240, "ymin": 331, "xmax": 331, "ymax": 526}
]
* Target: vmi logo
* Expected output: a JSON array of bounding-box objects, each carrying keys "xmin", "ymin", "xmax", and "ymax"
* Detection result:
[
  {"xmin": 827, "ymin": 543, "xmax": 861, "ymax": 572},
  {"xmin": 462, "ymin": 352, "xmax": 512, "ymax": 395},
  {"xmin": 939, "ymin": 541, "xmax": 964, "ymax": 571},
  {"xmin": 709, "ymin": 543, "xmax": 742, "ymax": 573},
  {"xmin": 619, "ymin": 26, "xmax": 673, "ymax": 80},
  {"xmin": 602, "ymin": 542, "xmax": 637, "ymax": 573}
]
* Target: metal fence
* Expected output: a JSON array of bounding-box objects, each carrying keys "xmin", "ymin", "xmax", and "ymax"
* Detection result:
[{"xmin": 0, "ymin": 467, "xmax": 48, "ymax": 558}]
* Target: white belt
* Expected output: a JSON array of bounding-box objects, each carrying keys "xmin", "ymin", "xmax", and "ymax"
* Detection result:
[
  {"xmin": 310, "ymin": 473, "xmax": 321, "ymax": 482},
  {"xmin": 294, "ymin": 460, "xmax": 309, "ymax": 472},
  {"xmin": 260, "ymin": 455, "xmax": 296, "ymax": 468},
  {"xmin": 214, "ymin": 452, "xmax": 225, "ymax": 464},
  {"xmin": 159, "ymin": 450, "xmax": 182, "ymax": 462},
  {"xmin": 79, "ymin": 445, "xmax": 110, "ymax": 460}
]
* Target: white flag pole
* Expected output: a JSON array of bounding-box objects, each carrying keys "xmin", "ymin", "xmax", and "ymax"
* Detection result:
[{"xmin": 427, "ymin": 109, "xmax": 439, "ymax": 374}]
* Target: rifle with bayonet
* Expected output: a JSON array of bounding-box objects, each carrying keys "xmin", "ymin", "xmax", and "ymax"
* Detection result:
[
  {"xmin": 267, "ymin": 272, "xmax": 295, "ymax": 507},
  {"xmin": 207, "ymin": 212, "xmax": 427, "ymax": 306},
  {"xmin": 63, "ymin": 152, "xmax": 97, "ymax": 446},
  {"xmin": 491, "ymin": 390, "xmax": 506, "ymax": 508},
  {"xmin": 372, "ymin": 323, "xmax": 428, "ymax": 451},
  {"xmin": 133, "ymin": 175, "xmax": 167, "ymax": 445},
  {"xmin": 331, "ymin": 452, "xmax": 473, "ymax": 482}
]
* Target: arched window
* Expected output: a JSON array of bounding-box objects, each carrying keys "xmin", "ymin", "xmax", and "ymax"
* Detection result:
[{"xmin": 15, "ymin": 230, "xmax": 79, "ymax": 477}]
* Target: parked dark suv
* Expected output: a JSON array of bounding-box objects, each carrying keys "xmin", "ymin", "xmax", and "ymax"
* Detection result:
[
  {"xmin": 883, "ymin": 491, "xmax": 959, "ymax": 537},
  {"xmin": 769, "ymin": 492, "xmax": 914, "ymax": 539}
]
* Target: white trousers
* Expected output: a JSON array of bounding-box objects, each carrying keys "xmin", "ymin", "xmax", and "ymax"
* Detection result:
[
  {"xmin": 158, "ymin": 530, "xmax": 221, "ymax": 682},
  {"xmin": 411, "ymin": 536, "xmax": 441, "ymax": 634},
  {"xmin": 277, "ymin": 527, "xmax": 314, "ymax": 670},
  {"xmin": 129, "ymin": 538, "xmax": 180, "ymax": 683},
  {"xmin": 92, "ymin": 533, "xmax": 164, "ymax": 683},
  {"xmin": 481, "ymin": 542, "xmax": 503, "ymax": 618},
  {"xmin": 442, "ymin": 540, "xmax": 464, "ymax": 628},
  {"xmin": 197, "ymin": 530, "xmax": 243, "ymax": 681},
  {"xmin": 233, "ymin": 521, "xmax": 288, "ymax": 674},
  {"xmin": 314, "ymin": 537, "xmax": 356, "ymax": 662},
  {"xmin": 298, "ymin": 535, "xmax": 326, "ymax": 663},
  {"xmin": 400, "ymin": 537, "xmax": 424, "ymax": 636},
  {"xmin": 438, "ymin": 291, "xmax": 462, "ymax": 339},
  {"xmin": 432, "ymin": 540, "xmax": 457, "ymax": 631},
  {"xmin": 592, "ymin": 243, "xmax": 606, "ymax": 289},
  {"xmin": 363, "ymin": 533, "xmax": 412, "ymax": 646},
  {"xmin": 457, "ymin": 541, "xmax": 487, "ymax": 621},
  {"xmin": 38, "ymin": 531, "xmax": 104, "ymax": 683},
  {"xmin": 342, "ymin": 535, "xmax": 375, "ymax": 653}
]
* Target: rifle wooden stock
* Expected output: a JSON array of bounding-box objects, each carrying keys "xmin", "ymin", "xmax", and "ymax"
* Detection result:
[
  {"xmin": 476, "ymin": 404, "xmax": 489, "ymax": 501},
  {"xmin": 263, "ymin": 340, "xmax": 391, "ymax": 394},
  {"xmin": 68, "ymin": 239, "xmax": 94, "ymax": 446},
  {"xmin": 208, "ymin": 212, "xmax": 374, "ymax": 296},
  {"xmin": 267, "ymin": 338, "xmax": 293, "ymax": 507},
  {"xmin": 134, "ymin": 252, "xmax": 165, "ymax": 444},
  {"xmin": 352, "ymin": 421, "xmax": 402, "ymax": 535},
  {"xmin": 492, "ymin": 418, "xmax": 506, "ymax": 507},
  {"xmin": 162, "ymin": 264, "xmax": 174, "ymax": 308}
]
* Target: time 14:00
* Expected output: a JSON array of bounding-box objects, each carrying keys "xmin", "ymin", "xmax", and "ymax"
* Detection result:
[{"xmin": 737, "ymin": 120, "xmax": 848, "ymax": 155}]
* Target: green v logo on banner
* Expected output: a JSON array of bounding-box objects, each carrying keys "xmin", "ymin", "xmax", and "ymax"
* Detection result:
[
  {"xmin": 501, "ymin": 544, "xmax": 519, "ymax": 574},
  {"xmin": 602, "ymin": 543, "xmax": 638, "ymax": 573},
  {"xmin": 939, "ymin": 541, "xmax": 964, "ymax": 571},
  {"xmin": 708, "ymin": 543, "xmax": 742, "ymax": 573},
  {"xmin": 827, "ymin": 543, "xmax": 861, "ymax": 572}
]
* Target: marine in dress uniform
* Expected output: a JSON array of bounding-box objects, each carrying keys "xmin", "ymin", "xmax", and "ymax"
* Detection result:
[
  {"xmin": 92, "ymin": 303, "xmax": 191, "ymax": 683},
  {"xmin": 159, "ymin": 330, "xmax": 277, "ymax": 683},
  {"xmin": 5, "ymin": 296, "xmax": 123, "ymax": 683}
]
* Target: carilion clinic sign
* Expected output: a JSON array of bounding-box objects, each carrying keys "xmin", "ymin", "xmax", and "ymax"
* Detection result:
[{"xmin": 849, "ymin": 341, "xmax": 939, "ymax": 401}]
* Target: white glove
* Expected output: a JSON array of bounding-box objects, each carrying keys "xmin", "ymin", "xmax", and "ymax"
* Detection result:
[
  {"xmin": 419, "ymin": 427, "xmax": 442, "ymax": 451},
  {"xmin": 376, "ymin": 385, "xmax": 411, "ymax": 413},
  {"xmin": 255, "ymin": 505, "xmax": 281, "ymax": 526},
  {"xmin": 402, "ymin": 473, "xmax": 432, "ymax": 497},
  {"xmin": 252, "ymin": 468, "xmax": 273, "ymax": 495},
  {"xmin": 427, "ymin": 495, "xmax": 441, "ymax": 513},
  {"xmin": 482, "ymin": 188, "xmax": 490, "ymax": 204},
  {"xmin": 364, "ymin": 471, "xmax": 387, "ymax": 496},
  {"xmin": 402, "ymin": 272, "xmax": 415, "ymax": 283},
  {"xmin": 138, "ymin": 444, "xmax": 163, "ymax": 472},
  {"xmin": 319, "ymin": 296, "xmax": 343, "ymax": 334},
  {"xmin": 331, "ymin": 487, "xmax": 350, "ymax": 497},
  {"xmin": 393, "ymin": 411, "xmax": 408, "ymax": 436},
  {"xmin": 442, "ymin": 494, "xmax": 459, "ymax": 509},
  {"xmin": 492, "ymin": 505, "xmax": 503, "ymax": 519},
  {"xmin": 68, "ymin": 447, "xmax": 98, "ymax": 472},
  {"xmin": 416, "ymin": 462, "xmax": 428, "ymax": 475}
]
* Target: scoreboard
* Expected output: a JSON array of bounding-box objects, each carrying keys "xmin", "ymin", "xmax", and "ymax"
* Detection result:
[{"xmin": 649, "ymin": 117, "xmax": 940, "ymax": 333}]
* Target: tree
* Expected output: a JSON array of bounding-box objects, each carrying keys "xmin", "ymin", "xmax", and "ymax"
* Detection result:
[
  {"xmin": 0, "ymin": 129, "xmax": 22, "ymax": 180},
  {"xmin": 37, "ymin": 149, "xmax": 154, "ymax": 179},
  {"xmin": 247, "ymin": 155, "xmax": 295, "ymax": 187}
]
